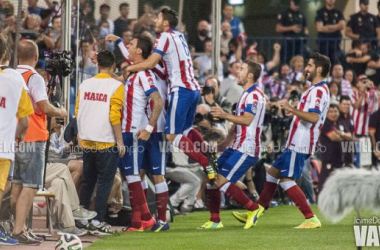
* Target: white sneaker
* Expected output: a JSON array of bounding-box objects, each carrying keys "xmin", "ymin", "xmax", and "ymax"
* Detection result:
[
  {"xmin": 194, "ymin": 199, "xmax": 205, "ymax": 209},
  {"xmin": 72, "ymin": 206, "xmax": 97, "ymax": 220},
  {"xmin": 58, "ymin": 226, "xmax": 87, "ymax": 237}
]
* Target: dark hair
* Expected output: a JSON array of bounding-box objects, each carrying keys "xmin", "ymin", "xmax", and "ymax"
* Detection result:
[
  {"xmin": 244, "ymin": 59, "xmax": 262, "ymax": 82},
  {"xmin": 229, "ymin": 61, "xmax": 240, "ymax": 68},
  {"xmin": 119, "ymin": 2, "xmax": 129, "ymax": 10},
  {"xmin": 52, "ymin": 15, "xmax": 61, "ymax": 24},
  {"xmin": 223, "ymin": 3, "xmax": 232, "ymax": 9},
  {"xmin": 329, "ymin": 103, "xmax": 339, "ymax": 110},
  {"xmin": 134, "ymin": 34, "xmax": 153, "ymax": 59},
  {"xmin": 160, "ymin": 8, "xmax": 178, "ymax": 28},
  {"xmin": 339, "ymin": 95, "xmax": 351, "ymax": 103},
  {"xmin": 310, "ymin": 52, "xmax": 331, "ymax": 78},
  {"xmin": 329, "ymin": 81, "xmax": 341, "ymax": 96},
  {"xmin": 97, "ymin": 50, "xmax": 115, "ymax": 68},
  {"xmin": 100, "ymin": 4, "xmax": 110, "ymax": 10},
  {"xmin": 206, "ymin": 75, "xmax": 220, "ymax": 87},
  {"xmin": 344, "ymin": 68, "xmax": 357, "ymax": 86}
]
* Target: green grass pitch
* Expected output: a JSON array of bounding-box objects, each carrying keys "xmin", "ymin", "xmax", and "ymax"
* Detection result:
[{"xmin": 87, "ymin": 205, "xmax": 365, "ymax": 250}]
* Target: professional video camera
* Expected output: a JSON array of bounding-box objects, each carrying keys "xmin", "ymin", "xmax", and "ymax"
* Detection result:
[{"xmin": 45, "ymin": 51, "xmax": 74, "ymax": 77}]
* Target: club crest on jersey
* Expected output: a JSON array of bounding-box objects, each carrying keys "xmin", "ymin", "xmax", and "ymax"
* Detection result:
[
  {"xmin": 84, "ymin": 92, "xmax": 108, "ymax": 102},
  {"xmin": 0, "ymin": 96, "xmax": 6, "ymax": 108},
  {"xmin": 251, "ymin": 100, "xmax": 258, "ymax": 113}
]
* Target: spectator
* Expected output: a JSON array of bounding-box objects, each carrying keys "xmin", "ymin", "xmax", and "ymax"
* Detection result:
[
  {"xmin": 315, "ymin": 0, "xmax": 345, "ymax": 64},
  {"xmin": 192, "ymin": 20, "xmax": 211, "ymax": 53},
  {"xmin": 27, "ymin": 0, "xmax": 52, "ymax": 16},
  {"xmin": 220, "ymin": 61, "xmax": 243, "ymax": 105},
  {"xmin": 276, "ymin": 0, "xmax": 309, "ymax": 63},
  {"xmin": 330, "ymin": 64, "xmax": 352, "ymax": 96},
  {"xmin": 78, "ymin": 40, "xmax": 98, "ymax": 82},
  {"xmin": 167, "ymin": 147, "xmax": 203, "ymax": 214},
  {"xmin": 344, "ymin": 69, "xmax": 357, "ymax": 92},
  {"xmin": 49, "ymin": 16, "xmax": 61, "ymax": 49},
  {"xmin": 222, "ymin": 3, "xmax": 245, "ymax": 38},
  {"xmin": 338, "ymin": 96, "xmax": 355, "ymax": 167},
  {"xmin": 329, "ymin": 82, "xmax": 340, "ymax": 104},
  {"xmin": 350, "ymin": 75, "xmax": 378, "ymax": 137},
  {"xmin": 346, "ymin": 0, "xmax": 380, "ymax": 49},
  {"xmin": 45, "ymin": 162, "xmax": 94, "ymax": 236},
  {"xmin": 346, "ymin": 41, "xmax": 380, "ymax": 77},
  {"xmin": 114, "ymin": 30, "xmax": 133, "ymax": 67},
  {"xmin": 114, "ymin": 3, "xmax": 131, "ymax": 38},
  {"xmin": 289, "ymin": 55, "xmax": 305, "ymax": 84},
  {"xmin": 221, "ymin": 21, "xmax": 233, "ymax": 55},
  {"xmin": 11, "ymin": 40, "xmax": 66, "ymax": 245},
  {"xmin": 201, "ymin": 75, "xmax": 232, "ymax": 114},
  {"xmin": 133, "ymin": 12, "xmax": 155, "ymax": 35},
  {"xmin": 269, "ymin": 64, "xmax": 291, "ymax": 99},
  {"xmin": 318, "ymin": 104, "xmax": 349, "ymax": 193},
  {"xmin": 195, "ymin": 38, "xmax": 224, "ymax": 84},
  {"xmin": 97, "ymin": 4, "xmax": 114, "ymax": 36}
]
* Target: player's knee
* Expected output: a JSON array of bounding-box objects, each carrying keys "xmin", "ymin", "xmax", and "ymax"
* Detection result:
[{"xmin": 166, "ymin": 134, "xmax": 177, "ymax": 142}]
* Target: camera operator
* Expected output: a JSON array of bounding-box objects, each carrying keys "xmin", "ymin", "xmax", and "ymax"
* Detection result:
[
  {"xmin": 194, "ymin": 104, "xmax": 227, "ymax": 141},
  {"xmin": 11, "ymin": 39, "xmax": 66, "ymax": 244},
  {"xmin": 201, "ymin": 75, "xmax": 232, "ymax": 114}
]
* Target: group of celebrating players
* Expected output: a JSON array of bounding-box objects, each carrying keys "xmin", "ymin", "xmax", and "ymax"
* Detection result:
[{"xmin": 79, "ymin": 7, "xmax": 332, "ymax": 232}]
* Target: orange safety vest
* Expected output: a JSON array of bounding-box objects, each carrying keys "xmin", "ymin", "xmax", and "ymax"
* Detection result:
[{"xmin": 22, "ymin": 70, "xmax": 49, "ymax": 142}]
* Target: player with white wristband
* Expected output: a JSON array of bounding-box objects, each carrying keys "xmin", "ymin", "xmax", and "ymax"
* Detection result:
[
  {"xmin": 118, "ymin": 34, "xmax": 164, "ymax": 233},
  {"xmin": 106, "ymin": 32, "xmax": 171, "ymax": 231}
]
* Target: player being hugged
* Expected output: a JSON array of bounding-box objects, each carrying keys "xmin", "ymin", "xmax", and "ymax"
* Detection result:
[
  {"xmin": 119, "ymin": 34, "xmax": 164, "ymax": 233},
  {"xmin": 106, "ymin": 33, "xmax": 170, "ymax": 232},
  {"xmin": 199, "ymin": 60, "xmax": 266, "ymax": 230},
  {"xmin": 234, "ymin": 52, "xmax": 331, "ymax": 229},
  {"xmin": 124, "ymin": 8, "xmax": 217, "ymax": 181}
]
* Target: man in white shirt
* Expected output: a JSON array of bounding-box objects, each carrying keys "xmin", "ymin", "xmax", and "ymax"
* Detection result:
[{"xmin": 220, "ymin": 61, "xmax": 243, "ymax": 105}]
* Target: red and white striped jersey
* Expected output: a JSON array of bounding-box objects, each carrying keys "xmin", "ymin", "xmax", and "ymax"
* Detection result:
[
  {"xmin": 117, "ymin": 39, "xmax": 168, "ymax": 133},
  {"xmin": 232, "ymin": 84, "xmax": 266, "ymax": 157},
  {"xmin": 286, "ymin": 81, "xmax": 330, "ymax": 154},
  {"xmin": 153, "ymin": 28, "xmax": 199, "ymax": 92},
  {"xmin": 147, "ymin": 62, "xmax": 168, "ymax": 133},
  {"xmin": 350, "ymin": 89, "xmax": 378, "ymax": 136},
  {"xmin": 122, "ymin": 70, "xmax": 158, "ymax": 133}
]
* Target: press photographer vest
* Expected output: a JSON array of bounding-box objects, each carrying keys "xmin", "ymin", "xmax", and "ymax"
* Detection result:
[
  {"xmin": 77, "ymin": 75, "xmax": 122, "ymax": 143},
  {"xmin": 21, "ymin": 69, "xmax": 49, "ymax": 142}
]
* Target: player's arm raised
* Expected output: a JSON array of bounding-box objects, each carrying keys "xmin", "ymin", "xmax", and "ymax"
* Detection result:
[
  {"xmin": 211, "ymin": 105, "xmax": 254, "ymax": 126},
  {"xmin": 126, "ymin": 53, "xmax": 162, "ymax": 74}
]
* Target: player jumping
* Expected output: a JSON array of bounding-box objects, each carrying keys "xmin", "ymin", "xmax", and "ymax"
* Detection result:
[{"xmin": 124, "ymin": 8, "xmax": 217, "ymax": 181}]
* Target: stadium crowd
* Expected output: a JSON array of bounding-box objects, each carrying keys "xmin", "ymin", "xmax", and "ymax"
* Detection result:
[{"xmin": 0, "ymin": 0, "xmax": 380, "ymax": 245}]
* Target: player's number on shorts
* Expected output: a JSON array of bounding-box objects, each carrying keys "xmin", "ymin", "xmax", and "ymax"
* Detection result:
[{"xmin": 179, "ymin": 34, "xmax": 190, "ymax": 57}]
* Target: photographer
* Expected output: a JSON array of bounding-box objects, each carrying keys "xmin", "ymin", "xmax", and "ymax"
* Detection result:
[
  {"xmin": 201, "ymin": 76, "xmax": 232, "ymax": 114},
  {"xmin": 11, "ymin": 39, "xmax": 66, "ymax": 244}
]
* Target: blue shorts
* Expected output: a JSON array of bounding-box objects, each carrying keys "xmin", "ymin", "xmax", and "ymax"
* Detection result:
[
  {"xmin": 216, "ymin": 148, "xmax": 259, "ymax": 183},
  {"xmin": 165, "ymin": 87, "xmax": 200, "ymax": 135},
  {"xmin": 13, "ymin": 142, "xmax": 46, "ymax": 189},
  {"xmin": 273, "ymin": 149, "xmax": 311, "ymax": 179},
  {"xmin": 119, "ymin": 133, "xmax": 147, "ymax": 176},
  {"xmin": 142, "ymin": 133, "xmax": 168, "ymax": 175}
]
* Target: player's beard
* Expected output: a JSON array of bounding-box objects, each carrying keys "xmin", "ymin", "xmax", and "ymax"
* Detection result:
[{"xmin": 307, "ymin": 70, "xmax": 316, "ymax": 82}]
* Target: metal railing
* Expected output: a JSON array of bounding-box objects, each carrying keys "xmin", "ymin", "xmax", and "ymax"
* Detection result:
[{"xmin": 247, "ymin": 36, "xmax": 379, "ymax": 63}]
